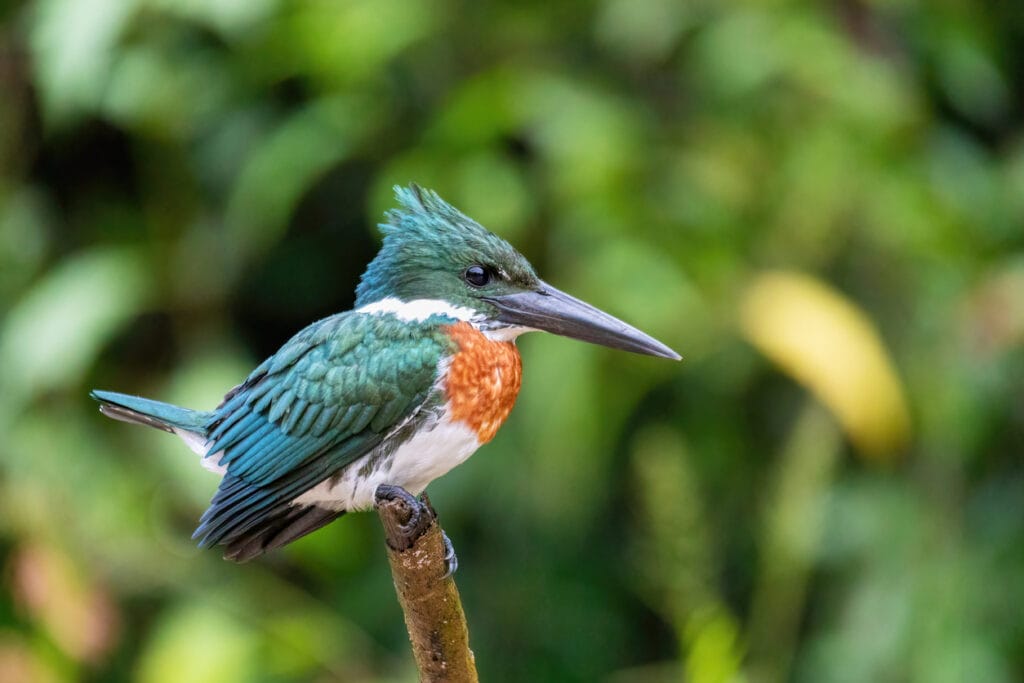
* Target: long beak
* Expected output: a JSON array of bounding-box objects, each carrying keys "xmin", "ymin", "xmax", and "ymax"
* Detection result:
[{"xmin": 484, "ymin": 281, "xmax": 681, "ymax": 360}]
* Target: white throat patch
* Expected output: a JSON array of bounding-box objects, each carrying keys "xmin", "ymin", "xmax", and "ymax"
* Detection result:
[
  {"xmin": 356, "ymin": 297, "xmax": 479, "ymax": 323},
  {"xmin": 357, "ymin": 297, "xmax": 535, "ymax": 341},
  {"xmin": 481, "ymin": 325, "xmax": 535, "ymax": 341}
]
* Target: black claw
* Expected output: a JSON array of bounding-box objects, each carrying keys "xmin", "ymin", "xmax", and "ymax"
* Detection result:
[
  {"xmin": 441, "ymin": 530, "xmax": 458, "ymax": 578},
  {"xmin": 375, "ymin": 486, "xmax": 453, "ymax": 576},
  {"xmin": 375, "ymin": 484, "xmax": 423, "ymax": 525},
  {"xmin": 374, "ymin": 484, "xmax": 421, "ymax": 508},
  {"xmin": 375, "ymin": 484, "xmax": 434, "ymax": 550}
]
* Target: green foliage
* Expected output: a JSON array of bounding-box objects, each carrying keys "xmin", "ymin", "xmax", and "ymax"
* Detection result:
[{"xmin": 1, "ymin": 0, "xmax": 1022, "ymax": 681}]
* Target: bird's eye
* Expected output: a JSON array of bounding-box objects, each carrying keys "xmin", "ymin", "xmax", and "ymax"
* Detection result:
[{"xmin": 464, "ymin": 265, "xmax": 491, "ymax": 288}]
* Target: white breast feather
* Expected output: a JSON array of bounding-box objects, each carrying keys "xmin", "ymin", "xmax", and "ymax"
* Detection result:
[
  {"xmin": 292, "ymin": 414, "xmax": 481, "ymax": 511},
  {"xmin": 175, "ymin": 417, "xmax": 481, "ymax": 511}
]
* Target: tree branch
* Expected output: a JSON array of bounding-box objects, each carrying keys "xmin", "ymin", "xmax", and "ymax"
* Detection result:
[{"xmin": 376, "ymin": 491, "xmax": 478, "ymax": 682}]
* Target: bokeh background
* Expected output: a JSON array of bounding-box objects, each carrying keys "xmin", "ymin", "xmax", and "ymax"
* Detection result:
[{"xmin": 1, "ymin": 0, "xmax": 1023, "ymax": 681}]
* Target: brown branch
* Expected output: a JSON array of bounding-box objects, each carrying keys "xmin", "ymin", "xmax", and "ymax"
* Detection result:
[{"xmin": 376, "ymin": 491, "xmax": 478, "ymax": 682}]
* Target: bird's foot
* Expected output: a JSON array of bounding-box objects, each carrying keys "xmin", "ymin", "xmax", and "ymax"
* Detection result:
[
  {"xmin": 374, "ymin": 486, "xmax": 456, "ymax": 577},
  {"xmin": 441, "ymin": 530, "xmax": 458, "ymax": 578},
  {"xmin": 374, "ymin": 484, "xmax": 435, "ymax": 551}
]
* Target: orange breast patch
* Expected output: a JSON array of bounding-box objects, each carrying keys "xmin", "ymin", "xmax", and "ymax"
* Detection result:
[{"xmin": 444, "ymin": 322, "xmax": 523, "ymax": 443}]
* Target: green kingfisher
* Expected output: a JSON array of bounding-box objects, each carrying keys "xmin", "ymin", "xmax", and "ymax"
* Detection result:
[{"xmin": 92, "ymin": 185, "xmax": 679, "ymax": 563}]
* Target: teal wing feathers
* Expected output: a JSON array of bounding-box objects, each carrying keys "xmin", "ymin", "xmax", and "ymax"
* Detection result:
[
  {"xmin": 193, "ymin": 311, "xmax": 454, "ymax": 555},
  {"xmin": 206, "ymin": 312, "xmax": 450, "ymax": 485}
]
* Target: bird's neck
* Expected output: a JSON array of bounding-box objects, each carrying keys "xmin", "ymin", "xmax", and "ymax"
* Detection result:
[
  {"xmin": 356, "ymin": 296, "xmax": 534, "ymax": 342},
  {"xmin": 356, "ymin": 296, "xmax": 479, "ymax": 323}
]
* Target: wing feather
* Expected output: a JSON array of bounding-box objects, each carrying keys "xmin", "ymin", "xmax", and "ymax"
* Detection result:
[{"xmin": 195, "ymin": 311, "xmax": 453, "ymax": 551}]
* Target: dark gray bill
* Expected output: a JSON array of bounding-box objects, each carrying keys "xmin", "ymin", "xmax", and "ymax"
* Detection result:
[{"xmin": 484, "ymin": 281, "xmax": 681, "ymax": 360}]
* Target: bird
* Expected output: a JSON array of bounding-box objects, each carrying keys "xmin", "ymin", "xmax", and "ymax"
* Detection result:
[{"xmin": 92, "ymin": 185, "xmax": 680, "ymax": 563}]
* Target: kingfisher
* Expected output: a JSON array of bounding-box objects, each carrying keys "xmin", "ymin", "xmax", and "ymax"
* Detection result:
[{"xmin": 92, "ymin": 185, "xmax": 679, "ymax": 563}]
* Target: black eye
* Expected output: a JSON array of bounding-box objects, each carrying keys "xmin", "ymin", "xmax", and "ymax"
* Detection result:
[{"xmin": 464, "ymin": 265, "xmax": 491, "ymax": 288}]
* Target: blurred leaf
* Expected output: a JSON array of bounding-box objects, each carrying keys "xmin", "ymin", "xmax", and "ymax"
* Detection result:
[
  {"xmin": 805, "ymin": 476, "xmax": 1015, "ymax": 683},
  {"xmin": 136, "ymin": 602, "xmax": 256, "ymax": 683},
  {"xmin": 695, "ymin": 8, "xmax": 915, "ymax": 130},
  {"xmin": 0, "ymin": 633, "xmax": 61, "ymax": 683},
  {"xmin": 518, "ymin": 72, "xmax": 647, "ymax": 198},
  {"xmin": 451, "ymin": 151, "xmax": 533, "ymax": 240},
  {"xmin": 0, "ymin": 246, "xmax": 152, "ymax": 410},
  {"xmin": 10, "ymin": 543, "xmax": 120, "ymax": 664},
  {"xmin": 739, "ymin": 271, "xmax": 911, "ymax": 457},
  {"xmin": 28, "ymin": 0, "xmax": 136, "ymax": 125},
  {"xmin": 933, "ymin": 24, "xmax": 1010, "ymax": 126},
  {"xmin": 263, "ymin": 609, "xmax": 369, "ymax": 679},
  {"xmin": 631, "ymin": 427, "xmax": 744, "ymax": 683},
  {"xmin": 926, "ymin": 130, "xmax": 1008, "ymax": 246},
  {"xmin": 746, "ymin": 404, "xmax": 842, "ymax": 683},
  {"xmin": 694, "ymin": 9, "xmax": 783, "ymax": 99},
  {"xmin": 594, "ymin": 0, "xmax": 693, "ymax": 65},
  {"xmin": 104, "ymin": 43, "xmax": 232, "ymax": 138},
  {"xmin": 3, "ymin": 412, "xmax": 178, "ymax": 576},
  {"xmin": 146, "ymin": 0, "xmax": 278, "ymax": 38},
  {"xmin": 631, "ymin": 426, "xmax": 716, "ymax": 628},
  {"xmin": 606, "ymin": 661, "xmax": 686, "ymax": 683},
  {"xmin": 225, "ymin": 95, "xmax": 385, "ymax": 261},
  {"xmin": 962, "ymin": 257, "xmax": 1024, "ymax": 356},
  {"xmin": 684, "ymin": 607, "xmax": 746, "ymax": 683},
  {"xmin": 426, "ymin": 68, "xmax": 520, "ymax": 149},
  {"xmin": 768, "ymin": 124, "xmax": 859, "ymax": 265},
  {"xmin": 0, "ymin": 186, "xmax": 52, "ymax": 301},
  {"xmin": 513, "ymin": 338, "xmax": 603, "ymax": 527},
  {"xmin": 280, "ymin": 0, "xmax": 441, "ymax": 86}
]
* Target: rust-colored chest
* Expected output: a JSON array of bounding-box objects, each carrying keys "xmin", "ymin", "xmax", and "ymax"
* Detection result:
[{"xmin": 443, "ymin": 322, "xmax": 523, "ymax": 443}]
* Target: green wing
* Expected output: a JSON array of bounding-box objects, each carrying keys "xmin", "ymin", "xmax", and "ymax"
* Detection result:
[
  {"xmin": 194, "ymin": 311, "xmax": 453, "ymax": 552},
  {"xmin": 207, "ymin": 311, "xmax": 452, "ymax": 483}
]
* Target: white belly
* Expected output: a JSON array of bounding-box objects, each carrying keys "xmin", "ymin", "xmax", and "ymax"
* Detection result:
[
  {"xmin": 175, "ymin": 415, "xmax": 481, "ymax": 512},
  {"xmin": 292, "ymin": 416, "xmax": 481, "ymax": 511}
]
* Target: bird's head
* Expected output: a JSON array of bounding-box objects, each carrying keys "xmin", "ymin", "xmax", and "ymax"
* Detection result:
[{"xmin": 355, "ymin": 185, "xmax": 680, "ymax": 360}]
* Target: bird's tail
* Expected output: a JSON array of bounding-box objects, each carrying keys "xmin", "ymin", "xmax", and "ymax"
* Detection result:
[{"xmin": 91, "ymin": 390, "xmax": 212, "ymax": 436}]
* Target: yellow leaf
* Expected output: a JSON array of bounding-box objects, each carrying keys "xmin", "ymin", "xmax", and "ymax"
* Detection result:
[{"xmin": 740, "ymin": 271, "xmax": 910, "ymax": 458}]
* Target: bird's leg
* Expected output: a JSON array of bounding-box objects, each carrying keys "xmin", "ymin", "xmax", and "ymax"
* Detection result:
[{"xmin": 374, "ymin": 484, "xmax": 435, "ymax": 551}]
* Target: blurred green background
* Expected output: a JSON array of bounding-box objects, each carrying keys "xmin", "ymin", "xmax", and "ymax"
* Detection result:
[{"xmin": 1, "ymin": 0, "xmax": 1023, "ymax": 681}]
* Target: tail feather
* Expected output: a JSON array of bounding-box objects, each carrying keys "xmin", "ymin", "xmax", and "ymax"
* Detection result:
[
  {"xmin": 91, "ymin": 390, "xmax": 212, "ymax": 436},
  {"xmin": 223, "ymin": 505, "xmax": 345, "ymax": 562},
  {"xmin": 93, "ymin": 389, "xmax": 345, "ymax": 561}
]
